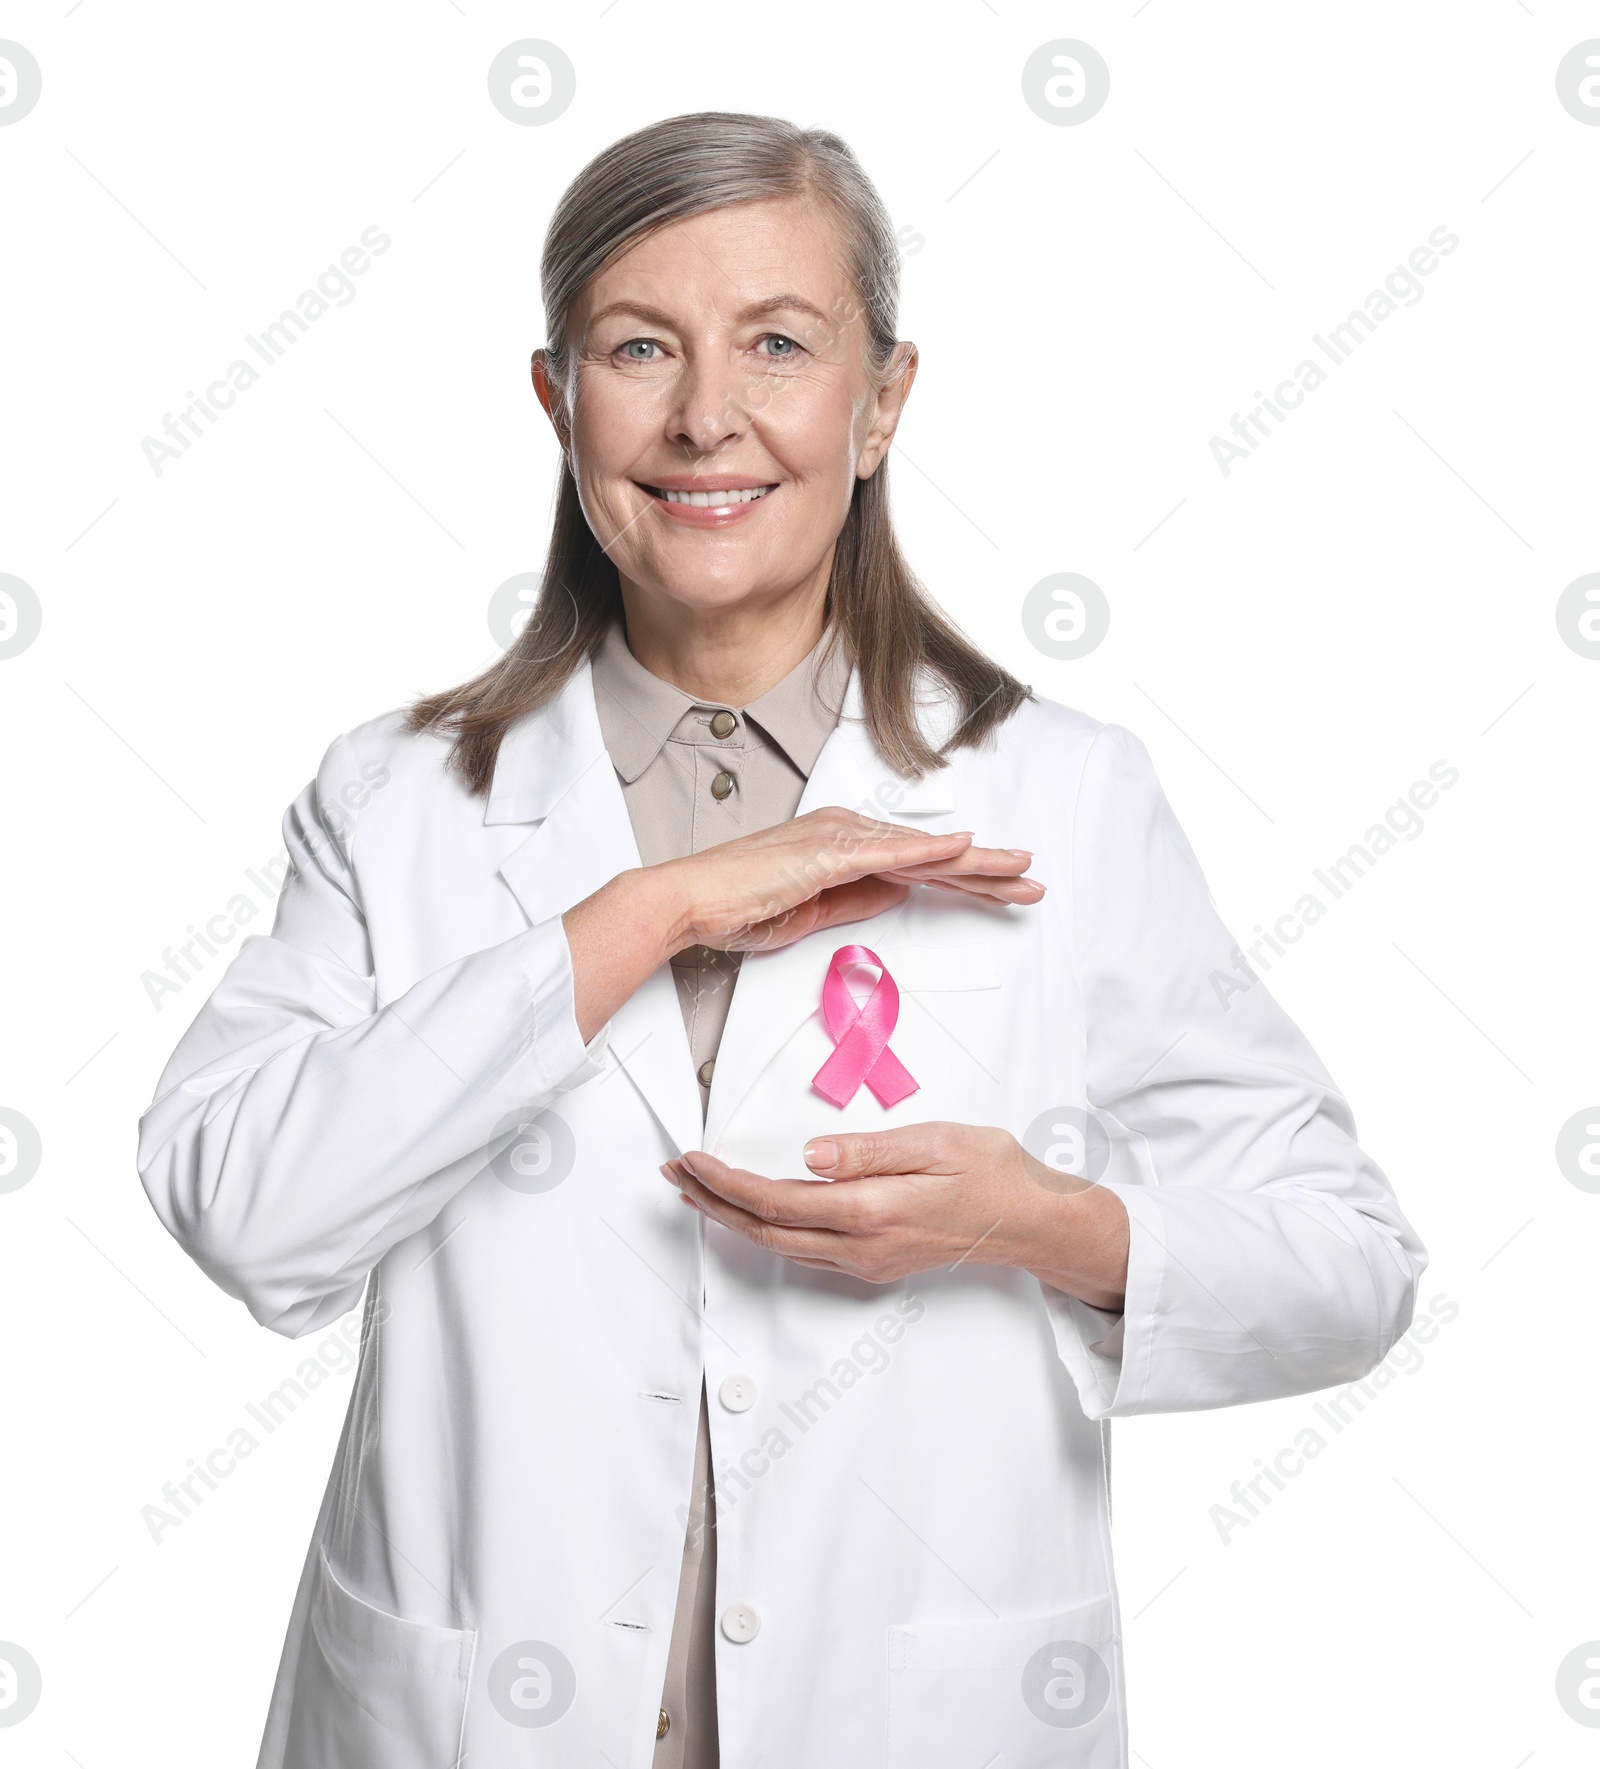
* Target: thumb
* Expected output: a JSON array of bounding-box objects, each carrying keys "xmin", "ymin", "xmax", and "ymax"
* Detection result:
[
  {"xmin": 802, "ymin": 1124, "xmax": 950, "ymax": 1180},
  {"xmin": 810, "ymin": 875, "xmax": 911, "ymax": 931}
]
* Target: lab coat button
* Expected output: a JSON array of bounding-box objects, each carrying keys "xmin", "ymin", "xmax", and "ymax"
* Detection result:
[
  {"xmin": 719, "ymin": 1373, "xmax": 757, "ymax": 1412},
  {"xmin": 657, "ymin": 1708, "xmax": 670, "ymax": 1739},
  {"xmin": 721, "ymin": 1602, "xmax": 760, "ymax": 1643},
  {"xmin": 709, "ymin": 710, "xmax": 737, "ymax": 738},
  {"xmin": 709, "ymin": 770, "xmax": 735, "ymax": 801}
]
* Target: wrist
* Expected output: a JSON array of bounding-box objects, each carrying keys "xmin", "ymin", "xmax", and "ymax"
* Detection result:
[
  {"xmin": 618, "ymin": 864, "xmax": 694, "ymax": 966},
  {"xmin": 992, "ymin": 1159, "xmax": 1076, "ymax": 1269},
  {"xmin": 1006, "ymin": 1157, "xmax": 1129, "ymax": 1310}
]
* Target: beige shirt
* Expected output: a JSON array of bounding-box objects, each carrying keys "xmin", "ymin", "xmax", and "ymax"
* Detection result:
[{"xmin": 589, "ymin": 617, "xmax": 850, "ymax": 1767}]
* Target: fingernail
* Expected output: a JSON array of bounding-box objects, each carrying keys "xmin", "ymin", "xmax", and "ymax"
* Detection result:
[
  {"xmin": 1006, "ymin": 848, "xmax": 1032, "ymax": 859},
  {"xmin": 804, "ymin": 1139, "xmax": 838, "ymax": 1170}
]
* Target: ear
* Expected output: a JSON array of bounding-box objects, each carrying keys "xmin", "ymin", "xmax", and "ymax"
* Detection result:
[
  {"xmin": 531, "ymin": 349, "xmax": 572, "ymax": 451},
  {"xmin": 855, "ymin": 341, "xmax": 918, "ymax": 480}
]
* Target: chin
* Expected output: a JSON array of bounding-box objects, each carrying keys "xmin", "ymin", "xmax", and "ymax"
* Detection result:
[{"xmin": 643, "ymin": 573, "xmax": 781, "ymax": 614}]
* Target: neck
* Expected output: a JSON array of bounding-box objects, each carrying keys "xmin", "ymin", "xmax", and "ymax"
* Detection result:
[{"xmin": 617, "ymin": 562, "xmax": 832, "ymax": 706}]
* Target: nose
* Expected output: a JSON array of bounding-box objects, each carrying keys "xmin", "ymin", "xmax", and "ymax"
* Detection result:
[{"xmin": 666, "ymin": 348, "xmax": 751, "ymax": 458}]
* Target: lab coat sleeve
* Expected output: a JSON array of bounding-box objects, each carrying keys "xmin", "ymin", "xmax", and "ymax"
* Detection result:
[
  {"xmin": 1043, "ymin": 722, "xmax": 1428, "ymax": 1419},
  {"xmin": 137, "ymin": 732, "xmax": 609, "ymax": 1339}
]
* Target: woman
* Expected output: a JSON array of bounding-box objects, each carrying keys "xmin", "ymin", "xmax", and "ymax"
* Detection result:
[{"xmin": 139, "ymin": 113, "xmax": 1426, "ymax": 1769}]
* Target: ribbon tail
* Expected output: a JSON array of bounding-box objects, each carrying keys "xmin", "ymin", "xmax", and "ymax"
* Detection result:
[
  {"xmin": 863, "ymin": 1047, "xmax": 919, "ymax": 1107},
  {"xmin": 811, "ymin": 1021, "xmax": 888, "ymax": 1108},
  {"xmin": 810, "ymin": 1048, "xmax": 859, "ymax": 1108}
]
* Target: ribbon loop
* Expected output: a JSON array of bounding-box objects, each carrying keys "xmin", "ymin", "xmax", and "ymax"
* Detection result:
[{"xmin": 810, "ymin": 944, "xmax": 920, "ymax": 1109}]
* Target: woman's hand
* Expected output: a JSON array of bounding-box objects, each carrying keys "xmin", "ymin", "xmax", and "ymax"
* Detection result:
[
  {"xmin": 661, "ymin": 1123, "xmax": 1129, "ymax": 1311},
  {"xmin": 562, "ymin": 809, "xmax": 1043, "ymax": 1042},
  {"xmin": 661, "ymin": 806, "xmax": 1042, "ymax": 952}
]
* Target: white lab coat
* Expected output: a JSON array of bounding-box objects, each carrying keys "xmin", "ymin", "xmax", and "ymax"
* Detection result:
[{"xmin": 138, "ymin": 661, "xmax": 1425, "ymax": 1769}]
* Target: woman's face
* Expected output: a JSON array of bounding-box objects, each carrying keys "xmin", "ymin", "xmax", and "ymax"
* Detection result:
[{"xmin": 538, "ymin": 194, "xmax": 914, "ymax": 620}]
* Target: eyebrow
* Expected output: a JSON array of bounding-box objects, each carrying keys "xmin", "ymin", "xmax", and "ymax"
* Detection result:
[{"xmin": 585, "ymin": 292, "xmax": 836, "ymax": 332}]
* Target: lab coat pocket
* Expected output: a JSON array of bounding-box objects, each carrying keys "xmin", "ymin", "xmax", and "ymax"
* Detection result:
[
  {"xmin": 282, "ymin": 1546, "xmax": 476, "ymax": 1769},
  {"xmin": 886, "ymin": 1592, "xmax": 1123, "ymax": 1768}
]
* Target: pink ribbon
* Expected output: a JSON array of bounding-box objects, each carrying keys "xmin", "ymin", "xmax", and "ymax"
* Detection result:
[{"xmin": 810, "ymin": 944, "xmax": 920, "ymax": 1109}]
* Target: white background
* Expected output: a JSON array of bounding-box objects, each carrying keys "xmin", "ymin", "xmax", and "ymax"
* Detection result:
[{"xmin": 2, "ymin": 2, "xmax": 1596, "ymax": 1763}]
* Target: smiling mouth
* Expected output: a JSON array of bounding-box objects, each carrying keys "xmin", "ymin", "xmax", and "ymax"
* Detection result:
[{"xmin": 640, "ymin": 483, "xmax": 777, "ymax": 508}]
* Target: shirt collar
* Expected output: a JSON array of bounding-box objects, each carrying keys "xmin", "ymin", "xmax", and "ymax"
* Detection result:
[
  {"xmin": 589, "ymin": 617, "xmax": 850, "ymax": 784},
  {"xmin": 743, "ymin": 629, "xmax": 851, "ymax": 776},
  {"xmin": 589, "ymin": 619, "xmax": 692, "ymax": 784}
]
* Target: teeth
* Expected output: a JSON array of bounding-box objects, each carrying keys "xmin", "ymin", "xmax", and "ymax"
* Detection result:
[{"xmin": 656, "ymin": 485, "xmax": 774, "ymax": 506}]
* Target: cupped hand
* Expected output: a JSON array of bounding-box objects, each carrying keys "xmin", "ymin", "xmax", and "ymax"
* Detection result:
[{"xmin": 661, "ymin": 1123, "xmax": 1128, "ymax": 1310}]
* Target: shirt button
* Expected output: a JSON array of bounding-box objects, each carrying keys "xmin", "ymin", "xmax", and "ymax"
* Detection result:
[
  {"xmin": 709, "ymin": 709, "xmax": 737, "ymax": 739},
  {"xmin": 719, "ymin": 1372, "xmax": 757, "ymax": 1412},
  {"xmin": 697, "ymin": 1059, "xmax": 716, "ymax": 1086},
  {"xmin": 657, "ymin": 1708, "xmax": 670, "ymax": 1739},
  {"xmin": 709, "ymin": 770, "xmax": 735, "ymax": 801},
  {"xmin": 720, "ymin": 1602, "xmax": 761, "ymax": 1644}
]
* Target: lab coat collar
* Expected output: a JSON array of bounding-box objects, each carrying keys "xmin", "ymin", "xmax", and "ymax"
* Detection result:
[
  {"xmin": 481, "ymin": 662, "xmax": 609, "ymax": 827},
  {"xmin": 487, "ymin": 668, "xmax": 704, "ymax": 1151},
  {"xmin": 776, "ymin": 665, "xmax": 961, "ymax": 818}
]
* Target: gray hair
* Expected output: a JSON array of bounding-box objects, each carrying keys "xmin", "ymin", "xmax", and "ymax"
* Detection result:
[{"xmin": 539, "ymin": 111, "xmax": 903, "ymax": 398}]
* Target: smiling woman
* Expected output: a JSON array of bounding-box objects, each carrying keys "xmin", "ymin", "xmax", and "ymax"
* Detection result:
[
  {"xmin": 138, "ymin": 110, "xmax": 1426, "ymax": 1769},
  {"xmin": 409, "ymin": 112, "xmax": 1027, "ymax": 791}
]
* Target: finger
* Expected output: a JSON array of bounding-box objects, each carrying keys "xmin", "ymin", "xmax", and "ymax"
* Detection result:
[
  {"xmin": 671, "ymin": 1152, "xmax": 871, "ymax": 1231},
  {"xmin": 666, "ymin": 1161, "xmax": 856, "ymax": 1257},
  {"xmin": 676, "ymin": 1186, "xmax": 848, "ymax": 1273},
  {"xmin": 667, "ymin": 1157, "xmax": 853, "ymax": 1238},
  {"xmin": 807, "ymin": 808, "xmax": 974, "ymax": 849},
  {"xmin": 881, "ymin": 870, "xmax": 1046, "ymax": 903},
  {"xmin": 675, "ymin": 1173, "xmax": 778, "ymax": 1241},
  {"xmin": 800, "ymin": 1123, "xmax": 964, "ymax": 1181},
  {"xmin": 664, "ymin": 1159, "xmax": 771, "ymax": 1232},
  {"xmin": 816, "ymin": 825, "xmax": 974, "ymax": 884},
  {"xmin": 884, "ymin": 845, "xmax": 1034, "ymax": 879},
  {"xmin": 877, "ymin": 844, "xmax": 1044, "ymax": 902}
]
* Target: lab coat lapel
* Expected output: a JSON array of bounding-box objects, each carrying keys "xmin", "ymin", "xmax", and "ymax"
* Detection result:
[
  {"xmin": 487, "ymin": 665, "xmax": 703, "ymax": 1158},
  {"xmin": 703, "ymin": 671, "xmax": 959, "ymax": 1152}
]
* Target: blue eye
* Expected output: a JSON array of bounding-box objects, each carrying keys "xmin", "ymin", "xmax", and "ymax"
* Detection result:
[
  {"xmin": 620, "ymin": 339, "xmax": 659, "ymax": 361},
  {"xmin": 759, "ymin": 335, "xmax": 799, "ymax": 358}
]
